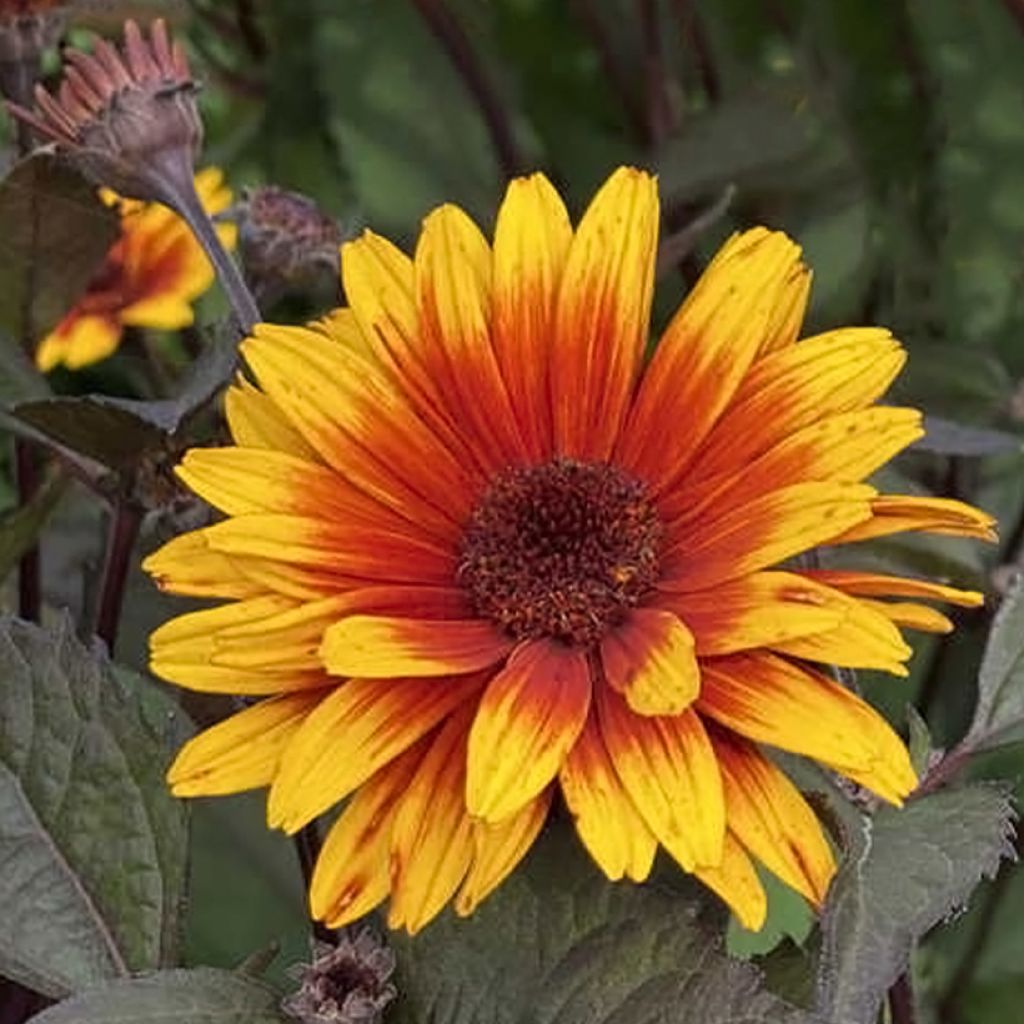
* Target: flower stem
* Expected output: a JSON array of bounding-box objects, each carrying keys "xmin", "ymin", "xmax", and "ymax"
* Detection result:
[
  {"xmin": 94, "ymin": 501, "xmax": 142, "ymax": 655},
  {"xmin": 888, "ymin": 973, "xmax": 917, "ymax": 1024},
  {"xmin": 293, "ymin": 822, "xmax": 335, "ymax": 945},
  {"xmin": 15, "ymin": 442, "xmax": 40, "ymax": 621},
  {"xmin": 164, "ymin": 171, "xmax": 260, "ymax": 335}
]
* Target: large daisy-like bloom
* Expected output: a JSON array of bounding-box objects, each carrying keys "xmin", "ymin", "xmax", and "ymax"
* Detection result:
[
  {"xmin": 36, "ymin": 167, "xmax": 234, "ymax": 371},
  {"xmin": 146, "ymin": 168, "xmax": 993, "ymax": 934}
]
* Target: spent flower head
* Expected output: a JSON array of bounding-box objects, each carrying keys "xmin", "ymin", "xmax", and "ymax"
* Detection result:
[
  {"xmin": 8, "ymin": 18, "xmax": 201, "ymax": 206},
  {"xmin": 0, "ymin": 0, "xmax": 65, "ymax": 66},
  {"xmin": 282, "ymin": 932, "xmax": 396, "ymax": 1024}
]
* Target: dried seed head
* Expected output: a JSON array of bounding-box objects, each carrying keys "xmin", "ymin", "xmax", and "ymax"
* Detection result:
[
  {"xmin": 282, "ymin": 931, "xmax": 397, "ymax": 1024},
  {"xmin": 6, "ymin": 18, "xmax": 202, "ymax": 206},
  {"xmin": 230, "ymin": 185, "xmax": 342, "ymax": 303}
]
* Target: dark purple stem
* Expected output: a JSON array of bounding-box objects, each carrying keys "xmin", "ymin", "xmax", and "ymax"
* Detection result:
[
  {"xmin": 94, "ymin": 502, "xmax": 142, "ymax": 655},
  {"xmin": 888, "ymin": 973, "xmax": 917, "ymax": 1024},
  {"xmin": 411, "ymin": 0, "xmax": 527, "ymax": 178}
]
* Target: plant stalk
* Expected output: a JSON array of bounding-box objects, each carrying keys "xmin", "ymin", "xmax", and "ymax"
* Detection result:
[{"xmin": 94, "ymin": 502, "xmax": 142, "ymax": 655}]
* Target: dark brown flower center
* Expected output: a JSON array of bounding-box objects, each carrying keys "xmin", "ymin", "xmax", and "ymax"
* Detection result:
[{"xmin": 457, "ymin": 458, "xmax": 663, "ymax": 647}]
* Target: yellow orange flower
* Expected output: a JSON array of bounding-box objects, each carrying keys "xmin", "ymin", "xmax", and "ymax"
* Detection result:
[
  {"xmin": 35, "ymin": 167, "xmax": 235, "ymax": 372},
  {"xmin": 146, "ymin": 167, "xmax": 994, "ymax": 934}
]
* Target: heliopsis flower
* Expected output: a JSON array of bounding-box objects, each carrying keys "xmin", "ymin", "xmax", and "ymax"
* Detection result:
[
  {"xmin": 146, "ymin": 167, "xmax": 994, "ymax": 934},
  {"xmin": 35, "ymin": 167, "xmax": 235, "ymax": 371}
]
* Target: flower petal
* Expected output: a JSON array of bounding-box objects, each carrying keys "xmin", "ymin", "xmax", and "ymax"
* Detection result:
[
  {"xmin": 167, "ymin": 691, "xmax": 328, "ymax": 797},
  {"xmin": 310, "ymin": 741, "xmax": 427, "ymax": 928},
  {"xmin": 224, "ymin": 378, "xmax": 319, "ymax": 460},
  {"xmin": 267, "ymin": 673, "xmax": 484, "ymax": 833},
  {"xmin": 686, "ymin": 328, "xmax": 906, "ymax": 484},
  {"xmin": 832, "ymin": 494, "xmax": 997, "ymax": 544},
  {"xmin": 175, "ymin": 447, "xmax": 381, "ymax": 523},
  {"xmin": 858, "ymin": 598, "xmax": 953, "ymax": 634},
  {"xmin": 551, "ymin": 167, "xmax": 658, "ymax": 460},
  {"xmin": 768, "ymin": 591, "xmax": 912, "ymax": 676},
  {"xmin": 663, "ymin": 482, "xmax": 875, "ymax": 592},
  {"xmin": 620, "ymin": 228, "xmax": 807, "ymax": 488},
  {"xmin": 466, "ymin": 639, "xmax": 591, "ymax": 823},
  {"xmin": 320, "ymin": 616, "xmax": 513, "ymax": 678},
  {"xmin": 242, "ymin": 323, "xmax": 476, "ymax": 533},
  {"xmin": 694, "ymin": 831, "xmax": 767, "ymax": 931},
  {"xmin": 710, "ymin": 730, "xmax": 836, "ymax": 905},
  {"xmin": 389, "ymin": 706, "xmax": 476, "ymax": 934},
  {"xmin": 143, "ymin": 529, "xmax": 264, "ymax": 600},
  {"xmin": 798, "ymin": 570, "xmax": 984, "ymax": 608},
  {"xmin": 415, "ymin": 203, "xmax": 526, "ymax": 469},
  {"xmin": 699, "ymin": 652, "xmax": 917, "ymax": 804},
  {"xmin": 559, "ymin": 713, "xmax": 657, "ymax": 882},
  {"xmin": 662, "ymin": 407, "xmax": 924, "ymax": 525},
  {"xmin": 597, "ymin": 686, "xmax": 724, "ymax": 870},
  {"xmin": 198, "ymin": 514, "xmax": 455, "ymax": 586},
  {"xmin": 600, "ymin": 608, "xmax": 700, "ymax": 716},
  {"xmin": 661, "ymin": 571, "xmax": 845, "ymax": 655},
  {"xmin": 455, "ymin": 788, "xmax": 552, "ymax": 916},
  {"xmin": 492, "ymin": 172, "xmax": 572, "ymax": 459}
]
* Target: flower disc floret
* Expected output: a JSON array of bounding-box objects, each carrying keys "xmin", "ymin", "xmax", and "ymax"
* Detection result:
[{"xmin": 457, "ymin": 458, "xmax": 662, "ymax": 646}]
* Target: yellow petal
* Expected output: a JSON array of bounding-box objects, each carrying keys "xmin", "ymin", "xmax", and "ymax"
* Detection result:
[
  {"xmin": 600, "ymin": 608, "xmax": 700, "ymax": 716},
  {"xmin": 551, "ymin": 167, "xmax": 658, "ymax": 460},
  {"xmin": 267, "ymin": 673, "xmax": 483, "ymax": 833},
  {"xmin": 699, "ymin": 652, "xmax": 917, "ymax": 805},
  {"xmin": 662, "ymin": 571, "xmax": 845, "ymax": 655},
  {"xmin": 310, "ymin": 742, "xmax": 426, "ymax": 928},
  {"xmin": 224, "ymin": 378, "xmax": 319, "ymax": 460},
  {"xmin": 167, "ymin": 691, "xmax": 326, "ymax": 797},
  {"xmin": 388, "ymin": 706, "xmax": 476, "ymax": 934},
  {"xmin": 621, "ymin": 228, "xmax": 807, "ymax": 487},
  {"xmin": 455, "ymin": 788, "xmax": 552, "ymax": 916},
  {"xmin": 559, "ymin": 714, "xmax": 657, "ymax": 882},
  {"xmin": 598, "ymin": 687, "xmax": 724, "ymax": 870},
  {"xmin": 492, "ymin": 172, "xmax": 572, "ymax": 459},
  {"xmin": 466, "ymin": 639, "xmax": 591, "ymax": 822},
  {"xmin": 320, "ymin": 615, "xmax": 513, "ymax": 678},
  {"xmin": 688, "ymin": 327, "xmax": 906, "ymax": 483},
  {"xmin": 711, "ymin": 731, "xmax": 836, "ymax": 905},
  {"xmin": 695, "ymin": 831, "xmax": 767, "ymax": 931}
]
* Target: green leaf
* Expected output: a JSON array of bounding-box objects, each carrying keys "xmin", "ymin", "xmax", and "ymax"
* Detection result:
[
  {"xmin": 12, "ymin": 397, "xmax": 171, "ymax": 474},
  {"xmin": 391, "ymin": 825, "xmax": 817, "ymax": 1024},
  {"xmin": 0, "ymin": 464, "xmax": 67, "ymax": 583},
  {"xmin": 0, "ymin": 152, "xmax": 118, "ymax": 349},
  {"xmin": 0, "ymin": 616, "xmax": 187, "ymax": 998},
  {"xmin": 967, "ymin": 576, "xmax": 1024, "ymax": 750},
  {"xmin": 655, "ymin": 89, "xmax": 825, "ymax": 206},
  {"xmin": 815, "ymin": 784, "xmax": 1016, "ymax": 1024},
  {"xmin": 27, "ymin": 968, "xmax": 286, "ymax": 1024}
]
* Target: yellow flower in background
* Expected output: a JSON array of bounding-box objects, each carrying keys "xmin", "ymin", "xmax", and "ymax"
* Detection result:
[
  {"xmin": 145, "ymin": 167, "xmax": 994, "ymax": 935},
  {"xmin": 35, "ymin": 167, "xmax": 235, "ymax": 372}
]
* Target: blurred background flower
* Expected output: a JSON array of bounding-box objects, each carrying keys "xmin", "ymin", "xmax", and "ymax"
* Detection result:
[{"xmin": 35, "ymin": 167, "xmax": 235, "ymax": 371}]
